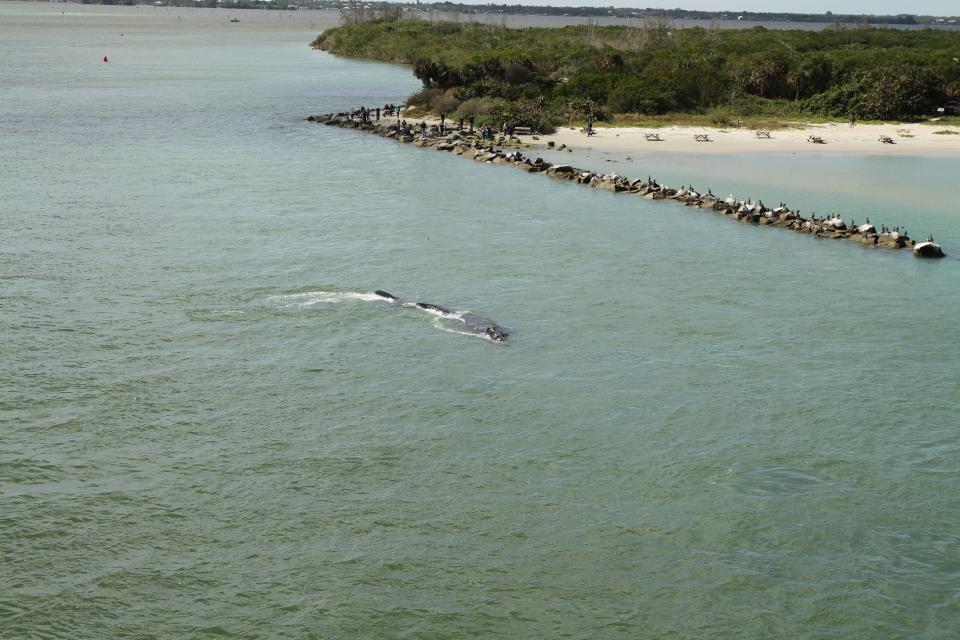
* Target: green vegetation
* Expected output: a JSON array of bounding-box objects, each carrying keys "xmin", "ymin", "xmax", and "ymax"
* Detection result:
[{"xmin": 314, "ymin": 19, "xmax": 960, "ymax": 131}]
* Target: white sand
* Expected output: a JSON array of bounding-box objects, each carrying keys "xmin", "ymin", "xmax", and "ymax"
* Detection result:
[{"xmin": 535, "ymin": 122, "xmax": 960, "ymax": 157}]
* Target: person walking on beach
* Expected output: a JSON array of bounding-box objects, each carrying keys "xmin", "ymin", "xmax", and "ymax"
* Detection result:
[{"xmin": 850, "ymin": 115, "xmax": 856, "ymax": 127}]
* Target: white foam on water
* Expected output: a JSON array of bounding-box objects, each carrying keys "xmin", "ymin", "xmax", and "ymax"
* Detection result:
[{"xmin": 267, "ymin": 290, "xmax": 385, "ymax": 308}]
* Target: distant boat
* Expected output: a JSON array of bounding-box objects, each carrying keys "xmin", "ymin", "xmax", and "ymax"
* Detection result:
[{"xmin": 229, "ymin": 17, "xmax": 239, "ymax": 23}]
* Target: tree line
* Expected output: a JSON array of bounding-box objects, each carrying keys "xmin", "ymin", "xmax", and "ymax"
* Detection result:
[{"xmin": 313, "ymin": 19, "xmax": 960, "ymax": 130}]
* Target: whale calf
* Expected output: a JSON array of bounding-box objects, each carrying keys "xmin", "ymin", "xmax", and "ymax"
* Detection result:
[{"xmin": 373, "ymin": 290, "xmax": 509, "ymax": 343}]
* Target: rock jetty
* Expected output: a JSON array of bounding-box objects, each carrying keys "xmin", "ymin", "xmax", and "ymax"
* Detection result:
[{"xmin": 308, "ymin": 113, "xmax": 947, "ymax": 259}]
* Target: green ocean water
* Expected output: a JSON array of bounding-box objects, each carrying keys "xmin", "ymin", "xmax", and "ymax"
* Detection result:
[{"xmin": 2, "ymin": 4, "xmax": 960, "ymax": 638}]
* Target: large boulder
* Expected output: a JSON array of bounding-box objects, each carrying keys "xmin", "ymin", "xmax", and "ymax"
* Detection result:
[
  {"xmin": 599, "ymin": 180, "xmax": 627, "ymax": 192},
  {"xmin": 877, "ymin": 232, "xmax": 906, "ymax": 249},
  {"xmin": 818, "ymin": 228, "xmax": 848, "ymax": 239},
  {"xmin": 913, "ymin": 241, "xmax": 945, "ymax": 258},
  {"xmin": 848, "ymin": 233, "xmax": 878, "ymax": 246}
]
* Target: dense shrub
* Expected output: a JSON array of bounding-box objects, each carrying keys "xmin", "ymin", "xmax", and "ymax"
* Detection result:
[
  {"xmin": 318, "ymin": 20, "xmax": 960, "ymax": 121},
  {"xmin": 457, "ymin": 97, "xmax": 500, "ymax": 118}
]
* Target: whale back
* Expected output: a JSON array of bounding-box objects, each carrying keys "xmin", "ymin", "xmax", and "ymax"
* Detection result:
[{"xmin": 415, "ymin": 302, "xmax": 454, "ymax": 315}]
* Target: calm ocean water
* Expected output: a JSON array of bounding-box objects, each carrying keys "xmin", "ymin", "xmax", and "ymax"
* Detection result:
[{"xmin": 2, "ymin": 3, "xmax": 960, "ymax": 638}]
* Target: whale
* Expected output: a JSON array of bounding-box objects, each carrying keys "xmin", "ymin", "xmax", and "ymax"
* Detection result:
[
  {"xmin": 373, "ymin": 290, "xmax": 509, "ymax": 342},
  {"xmin": 414, "ymin": 302, "xmax": 454, "ymax": 315}
]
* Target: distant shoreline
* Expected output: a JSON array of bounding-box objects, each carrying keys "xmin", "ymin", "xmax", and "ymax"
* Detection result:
[
  {"xmin": 22, "ymin": 1, "xmax": 960, "ymax": 28},
  {"xmin": 400, "ymin": 112, "xmax": 960, "ymax": 158}
]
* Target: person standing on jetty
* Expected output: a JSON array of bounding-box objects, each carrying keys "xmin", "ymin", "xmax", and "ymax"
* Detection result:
[
  {"xmin": 439, "ymin": 111, "xmax": 446, "ymax": 135},
  {"xmin": 375, "ymin": 107, "xmax": 380, "ymax": 121}
]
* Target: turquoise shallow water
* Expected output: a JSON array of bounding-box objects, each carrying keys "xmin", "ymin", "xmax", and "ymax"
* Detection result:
[{"xmin": 2, "ymin": 4, "xmax": 960, "ymax": 638}]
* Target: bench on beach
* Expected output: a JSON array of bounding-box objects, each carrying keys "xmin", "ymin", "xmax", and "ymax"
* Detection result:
[
  {"xmin": 513, "ymin": 126, "xmax": 533, "ymax": 136},
  {"xmin": 645, "ymin": 133, "xmax": 662, "ymax": 141},
  {"xmin": 879, "ymin": 135, "xmax": 895, "ymax": 144},
  {"xmin": 755, "ymin": 130, "xmax": 771, "ymax": 138},
  {"xmin": 694, "ymin": 134, "xmax": 711, "ymax": 142}
]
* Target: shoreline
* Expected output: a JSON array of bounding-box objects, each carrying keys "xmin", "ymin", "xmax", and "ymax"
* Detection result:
[
  {"xmin": 309, "ymin": 112, "xmax": 947, "ymax": 259},
  {"xmin": 403, "ymin": 114, "xmax": 960, "ymax": 157},
  {"xmin": 538, "ymin": 122, "xmax": 960, "ymax": 157}
]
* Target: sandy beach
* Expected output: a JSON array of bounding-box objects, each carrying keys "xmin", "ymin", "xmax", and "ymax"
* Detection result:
[{"xmin": 536, "ymin": 121, "xmax": 960, "ymax": 156}]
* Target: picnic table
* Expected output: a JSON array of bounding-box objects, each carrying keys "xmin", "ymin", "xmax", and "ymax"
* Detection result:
[
  {"xmin": 644, "ymin": 133, "xmax": 662, "ymax": 141},
  {"xmin": 755, "ymin": 131, "xmax": 771, "ymax": 138},
  {"xmin": 879, "ymin": 135, "xmax": 895, "ymax": 144},
  {"xmin": 694, "ymin": 134, "xmax": 711, "ymax": 142}
]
